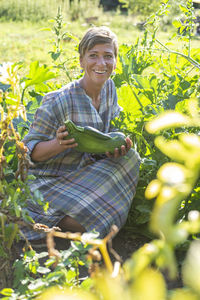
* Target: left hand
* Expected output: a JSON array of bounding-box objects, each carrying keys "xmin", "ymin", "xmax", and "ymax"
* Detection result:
[{"xmin": 105, "ymin": 136, "xmax": 133, "ymax": 159}]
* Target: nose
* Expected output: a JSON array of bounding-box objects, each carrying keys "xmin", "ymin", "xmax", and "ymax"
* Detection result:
[{"xmin": 96, "ymin": 56, "xmax": 106, "ymax": 66}]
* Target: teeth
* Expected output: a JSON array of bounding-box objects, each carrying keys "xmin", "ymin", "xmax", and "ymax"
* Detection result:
[{"xmin": 95, "ymin": 70, "xmax": 106, "ymax": 74}]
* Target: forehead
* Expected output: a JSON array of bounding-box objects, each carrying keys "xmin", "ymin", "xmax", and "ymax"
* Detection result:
[{"xmin": 87, "ymin": 43, "xmax": 115, "ymax": 54}]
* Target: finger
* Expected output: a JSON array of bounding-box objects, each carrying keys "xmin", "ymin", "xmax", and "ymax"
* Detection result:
[
  {"xmin": 60, "ymin": 140, "xmax": 78, "ymax": 148},
  {"xmin": 105, "ymin": 151, "xmax": 112, "ymax": 158},
  {"xmin": 57, "ymin": 131, "xmax": 69, "ymax": 141},
  {"xmin": 120, "ymin": 145, "xmax": 126, "ymax": 156},
  {"xmin": 57, "ymin": 125, "xmax": 66, "ymax": 133},
  {"xmin": 56, "ymin": 127, "xmax": 65, "ymax": 140},
  {"xmin": 60, "ymin": 138, "xmax": 75, "ymax": 145},
  {"xmin": 113, "ymin": 148, "xmax": 120, "ymax": 158},
  {"xmin": 125, "ymin": 137, "xmax": 133, "ymax": 150}
]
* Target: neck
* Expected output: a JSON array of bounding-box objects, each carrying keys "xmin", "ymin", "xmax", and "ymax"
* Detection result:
[{"xmin": 80, "ymin": 77, "xmax": 102, "ymax": 101}]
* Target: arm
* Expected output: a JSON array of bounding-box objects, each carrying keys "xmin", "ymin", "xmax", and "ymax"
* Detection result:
[
  {"xmin": 23, "ymin": 92, "xmax": 78, "ymax": 162},
  {"xmin": 31, "ymin": 125, "xmax": 78, "ymax": 162}
]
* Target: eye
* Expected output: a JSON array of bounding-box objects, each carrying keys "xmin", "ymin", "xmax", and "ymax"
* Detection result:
[
  {"xmin": 89, "ymin": 53, "xmax": 97, "ymax": 58},
  {"xmin": 105, "ymin": 54, "xmax": 113, "ymax": 59}
]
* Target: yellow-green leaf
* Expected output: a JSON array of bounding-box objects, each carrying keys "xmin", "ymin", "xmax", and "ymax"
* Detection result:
[{"xmin": 146, "ymin": 111, "xmax": 191, "ymax": 134}]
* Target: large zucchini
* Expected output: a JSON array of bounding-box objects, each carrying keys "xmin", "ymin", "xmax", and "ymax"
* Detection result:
[{"xmin": 64, "ymin": 120, "xmax": 127, "ymax": 154}]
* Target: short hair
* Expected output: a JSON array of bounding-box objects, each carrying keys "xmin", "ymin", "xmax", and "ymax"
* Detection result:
[{"xmin": 78, "ymin": 26, "xmax": 118, "ymax": 58}]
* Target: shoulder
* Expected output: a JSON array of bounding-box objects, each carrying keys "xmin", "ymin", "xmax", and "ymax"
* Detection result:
[
  {"xmin": 42, "ymin": 81, "xmax": 79, "ymax": 105},
  {"xmin": 104, "ymin": 78, "xmax": 116, "ymax": 91},
  {"xmin": 103, "ymin": 79, "xmax": 117, "ymax": 102}
]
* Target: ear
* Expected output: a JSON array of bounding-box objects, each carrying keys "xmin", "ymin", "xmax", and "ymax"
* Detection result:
[
  {"xmin": 113, "ymin": 56, "xmax": 117, "ymax": 70},
  {"xmin": 79, "ymin": 56, "xmax": 84, "ymax": 69}
]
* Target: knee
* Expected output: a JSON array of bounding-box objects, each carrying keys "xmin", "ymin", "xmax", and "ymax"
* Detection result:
[{"xmin": 57, "ymin": 215, "xmax": 86, "ymax": 233}]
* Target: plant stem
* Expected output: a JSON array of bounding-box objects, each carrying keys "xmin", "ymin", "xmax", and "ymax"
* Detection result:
[
  {"xmin": 7, "ymin": 223, "xmax": 18, "ymax": 249},
  {"xmin": 128, "ymin": 83, "xmax": 144, "ymax": 113},
  {"xmin": 21, "ymin": 88, "xmax": 25, "ymax": 105},
  {"xmin": 155, "ymin": 39, "xmax": 200, "ymax": 71}
]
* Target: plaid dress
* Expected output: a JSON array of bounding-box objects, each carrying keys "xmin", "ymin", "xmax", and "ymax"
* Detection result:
[{"xmin": 22, "ymin": 78, "xmax": 141, "ymax": 240}]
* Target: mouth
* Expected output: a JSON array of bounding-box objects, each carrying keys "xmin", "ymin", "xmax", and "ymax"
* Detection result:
[{"xmin": 94, "ymin": 70, "xmax": 107, "ymax": 74}]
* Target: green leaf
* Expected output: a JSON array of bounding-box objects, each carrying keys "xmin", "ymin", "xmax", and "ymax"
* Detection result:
[
  {"xmin": 81, "ymin": 277, "xmax": 93, "ymax": 290},
  {"xmin": 49, "ymin": 51, "xmax": 61, "ymax": 61},
  {"xmin": 0, "ymin": 82, "xmax": 11, "ymax": 92},
  {"xmin": 145, "ymin": 111, "xmax": 191, "ymax": 133},
  {"xmin": 23, "ymin": 61, "xmax": 57, "ymax": 89},
  {"xmin": 136, "ymin": 204, "xmax": 152, "ymax": 213},
  {"xmin": 45, "ymin": 256, "xmax": 56, "ymax": 267},
  {"xmin": 172, "ymin": 20, "xmax": 182, "ymax": 28},
  {"xmin": 154, "ymin": 136, "xmax": 189, "ymax": 163},
  {"xmin": 0, "ymin": 288, "xmax": 14, "ymax": 296},
  {"xmin": 135, "ymin": 213, "xmax": 151, "ymax": 224},
  {"xmin": 65, "ymin": 269, "xmax": 77, "ymax": 282},
  {"xmin": 39, "ymin": 27, "xmax": 52, "ymax": 32},
  {"xmin": 27, "ymin": 174, "xmax": 36, "ymax": 181},
  {"xmin": 81, "ymin": 231, "xmax": 99, "ymax": 241},
  {"xmin": 37, "ymin": 266, "xmax": 51, "ymax": 274},
  {"xmin": 28, "ymin": 279, "xmax": 46, "ymax": 291},
  {"xmin": 14, "ymin": 202, "xmax": 21, "ymax": 218},
  {"xmin": 179, "ymin": 4, "xmax": 188, "ymax": 13},
  {"xmin": 46, "ymin": 271, "xmax": 64, "ymax": 283},
  {"xmin": 182, "ymin": 241, "xmax": 200, "ymax": 295},
  {"xmin": 5, "ymin": 96, "xmax": 19, "ymax": 106}
]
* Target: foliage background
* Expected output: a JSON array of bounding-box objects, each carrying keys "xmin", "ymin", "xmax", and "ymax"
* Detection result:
[{"xmin": 0, "ymin": 0, "xmax": 200, "ymax": 298}]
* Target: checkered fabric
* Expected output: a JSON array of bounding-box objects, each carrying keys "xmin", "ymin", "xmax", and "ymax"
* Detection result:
[{"xmin": 21, "ymin": 79, "xmax": 141, "ymax": 240}]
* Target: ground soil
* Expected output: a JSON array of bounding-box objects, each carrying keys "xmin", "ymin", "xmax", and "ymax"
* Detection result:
[
  {"xmin": 0, "ymin": 228, "xmax": 182, "ymax": 292},
  {"xmin": 111, "ymin": 229, "xmax": 183, "ymax": 290}
]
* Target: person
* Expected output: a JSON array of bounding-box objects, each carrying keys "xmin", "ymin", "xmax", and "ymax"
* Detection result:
[{"xmin": 21, "ymin": 26, "xmax": 141, "ymax": 242}]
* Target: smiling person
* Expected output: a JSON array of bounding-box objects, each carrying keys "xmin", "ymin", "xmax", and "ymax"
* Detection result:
[{"xmin": 21, "ymin": 26, "xmax": 141, "ymax": 244}]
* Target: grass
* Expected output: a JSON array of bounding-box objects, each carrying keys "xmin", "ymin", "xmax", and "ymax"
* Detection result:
[{"xmin": 0, "ymin": 7, "xmax": 200, "ymax": 72}]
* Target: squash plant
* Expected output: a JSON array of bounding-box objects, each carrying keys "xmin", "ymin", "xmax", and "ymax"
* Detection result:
[
  {"xmin": 0, "ymin": 61, "xmax": 57, "ymax": 287},
  {"xmin": 112, "ymin": 0, "xmax": 200, "ymax": 236},
  {"xmin": 0, "ymin": 0, "xmax": 200, "ymax": 297}
]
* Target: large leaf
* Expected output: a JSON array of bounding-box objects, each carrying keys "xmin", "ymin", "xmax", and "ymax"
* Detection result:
[
  {"xmin": 23, "ymin": 61, "xmax": 57, "ymax": 89},
  {"xmin": 146, "ymin": 111, "xmax": 191, "ymax": 133},
  {"xmin": 117, "ymin": 84, "xmax": 151, "ymax": 115}
]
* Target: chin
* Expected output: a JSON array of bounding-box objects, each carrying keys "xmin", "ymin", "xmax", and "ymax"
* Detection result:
[{"xmin": 94, "ymin": 76, "xmax": 109, "ymax": 85}]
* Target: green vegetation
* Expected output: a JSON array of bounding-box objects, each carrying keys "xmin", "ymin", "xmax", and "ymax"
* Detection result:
[
  {"xmin": 0, "ymin": 0, "xmax": 101, "ymax": 22},
  {"xmin": 0, "ymin": 0, "xmax": 200, "ymax": 299}
]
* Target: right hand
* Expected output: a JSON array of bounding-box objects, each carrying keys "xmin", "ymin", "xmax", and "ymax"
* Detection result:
[{"xmin": 56, "ymin": 125, "xmax": 78, "ymax": 149}]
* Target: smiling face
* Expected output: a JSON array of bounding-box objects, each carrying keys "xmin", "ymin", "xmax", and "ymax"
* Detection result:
[{"xmin": 80, "ymin": 43, "xmax": 116, "ymax": 89}]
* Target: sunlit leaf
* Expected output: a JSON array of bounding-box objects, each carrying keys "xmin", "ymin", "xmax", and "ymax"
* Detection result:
[
  {"xmin": 145, "ymin": 179, "xmax": 162, "ymax": 199},
  {"xmin": 172, "ymin": 20, "xmax": 182, "ymax": 28},
  {"xmin": 28, "ymin": 279, "xmax": 46, "ymax": 291},
  {"xmin": 187, "ymin": 98, "xmax": 200, "ymax": 118},
  {"xmin": 182, "ymin": 241, "xmax": 200, "ymax": 295},
  {"xmin": 94, "ymin": 271, "xmax": 130, "ymax": 300},
  {"xmin": 154, "ymin": 136, "xmax": 189, "ymax": 163},
  {"xmin": 169, "ymin": 289, "xmax": 199, "ymax": 300},
  {"xmin": 0, "ymin": 288, "xmax": 15, "ymax": 296},
  {"xmin": 123, "ymin": 242, "xmax": 160, "ymax": 281},
  {"xmin": 17, "ymin": 104, "xmax": 27, "ymax": 121},
  {"xmin": 24, "ymin": 61, "xmax": 57, "ymax": 89},
  {"xmin": 157, "ymin": 163, "xmax": 191, "ymax": 186},
  {"xmin": 145, "ymin": 111, "xmax": 191, "ymax": 133},
  {"xmin": 39, "ymin": 287, "xmax": 97, "ymax": 300},
  {"xmin": 37, "ymin": 266, "xmax": 51, "ymax": 274},
  {"xmin": 131, "ymin": 268, "xmax": 166, "ymax": 300},
  {"xmin": 180, "ymin": 133, "xmax": 200, "ymax": 150}
]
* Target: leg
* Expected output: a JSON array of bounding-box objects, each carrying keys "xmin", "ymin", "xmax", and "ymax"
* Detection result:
[{"xmin": 57, "ymin": 215, "xmax": 86, "ymax": 233}]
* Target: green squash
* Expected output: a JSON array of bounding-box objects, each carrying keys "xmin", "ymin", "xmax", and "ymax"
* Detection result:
[{"xmin": 64, "ymin": 120, "xmax": 127, "ymax": 154}]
